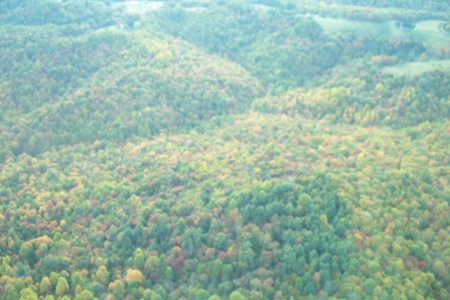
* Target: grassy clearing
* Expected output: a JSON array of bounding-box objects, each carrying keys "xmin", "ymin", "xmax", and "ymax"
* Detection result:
[
  {"xmin": 382, "ymin": 59, "xmax": 450, "ymax": 77},
  {"xmin": 314, "ymin": 16, "xmax": 394, "ymax": 36},
  {"xmin": 414, "ymin": 20, "xmax": 450, "ymax": 49},
  {"xmin": 315, "ymin": 17, "xmax": 450, "ymax": 51},
  {"xmin": 117, "ymin": 1, "xmax": 164, "ymax": 16}
]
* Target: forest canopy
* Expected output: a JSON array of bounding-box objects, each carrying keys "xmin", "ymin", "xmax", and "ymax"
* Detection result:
[{"xmin": 0, "ymin": 0, "xmax": 449, "ymax": 299}]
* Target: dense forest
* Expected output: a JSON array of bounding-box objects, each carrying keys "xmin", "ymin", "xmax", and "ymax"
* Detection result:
[{"xmin": 0, "ymin": 0, "xmax": 449, "ymax": 299}]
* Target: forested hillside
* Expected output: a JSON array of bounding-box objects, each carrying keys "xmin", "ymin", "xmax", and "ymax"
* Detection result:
[{"xmin": 0, "ymin": 1, "xmax": 449, "ymax": 300}]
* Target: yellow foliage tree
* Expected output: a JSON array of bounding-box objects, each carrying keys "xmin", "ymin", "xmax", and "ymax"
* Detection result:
[
  {"xmin": 125, "ymin": 268, "xmax": 145, "ymax": 284},
  {"xmin": 96, "ymin": 266, "xmax": 109, "ymax": 284}
]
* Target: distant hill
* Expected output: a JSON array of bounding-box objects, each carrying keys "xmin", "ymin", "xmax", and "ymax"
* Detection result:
[
  {"xmin": 333, "ymin": 0, "xmax": 450, "ymax": 12},
  {"xmin": 0, "ymin": 20, "xmax": 262, "ymax": 156}
]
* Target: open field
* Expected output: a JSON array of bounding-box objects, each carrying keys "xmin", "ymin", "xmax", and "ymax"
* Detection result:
[
  {"xmin": 314, "ymin": 16, "xmax": 450, "ymax": 50},
  {"xmin": 314, "ymin": 16, "xmax": 394, "ymax": 35},
  {"xmin": 383, "ymin": 59, "xmax": 450, "ymax": 77},
  {"xmin": 118, "ymin": 1, "xmax": 164, "ymax": 15}
]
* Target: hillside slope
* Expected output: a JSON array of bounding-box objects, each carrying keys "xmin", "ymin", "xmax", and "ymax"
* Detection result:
[
  {"xmin": 1, "ymin": 113, "xmax": 449, "ymax": 299},
  {"xmin": 0, "ymin": 20, "xmax": 262, "ymax": 157}
]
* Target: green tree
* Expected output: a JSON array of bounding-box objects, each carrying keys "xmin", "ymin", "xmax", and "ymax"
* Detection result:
[
  {"xmin": 19, "ymin": 242, "xmax": 36, "ymax": 265},
  {"xmin": 194, "ymin": 289, "xmax": 210, "ymax": 300},
  {"xmin": 40, "ymin": 276, "xmax": 52, "ymax": 294},
  {"xmin": 209, "ymin": 259, "xmax": 223, "ymax": 282},
  {"xmin": 71, "ymin": 272, "xmax": 86, "ymax": 293},
  {"xmin": 74, "ymin": 290, "xmax": 94, "ymax": 300},
  {"xmin": 298, "ymin": 193, "xmax": 312, "ymax": 208},
  {"xmin": 49, "ymin": 272, "xmax": 59, "ymax": 286},
  {"xmin": 143, "ymin": 289, "xmax": 152, "ymax": 300},
  {"xmin": 19, "ymin": 288, "xmax": 38, "ymax": 300},
  {"xmin": 364, "ymin": 278, "xmax": 377, "ymax": 295},
  {"xmin": 0, "ymin": 256, "xmax": 14, "ymax": 276},
  {"xmin": 112, "ymin": 281, "xmax": 126, "ymax": 299},
  {"xmin": 134, "ymin": 248, "xmax": 146, "ymax": 269},
  {"xmin": 230, "ymin": 290, "xmax": 247, "ymax": 300},
  {"xmin": 55, "ymin": 277, "xmax": 69, "ymax": 297},
  {"xmin": 432, "ymin": 260, "xmax": 447, "ymax": 279},
  {"xmin": 319, "ymin": 214, "xmax": 329, "ymax": 230},
  {"xmin": 3, "ymin": 284, "xmax": 19, "ymax": 300}
]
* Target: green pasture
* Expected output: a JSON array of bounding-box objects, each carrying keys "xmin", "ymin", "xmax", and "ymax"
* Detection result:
[
  {"xmin": 313, "ymin": 16, "xmax": 394, "ymax": 35},
  {"xmin": 382, "ymin": 59, "xmax": 450, "ymax": 77},
  {"xmin": 314, "ymin": 16, "xmax": 450, "ymax": 50}
]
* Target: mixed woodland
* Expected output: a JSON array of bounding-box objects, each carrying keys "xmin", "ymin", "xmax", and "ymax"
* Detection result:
[{"xmin": 0, "ymin": 0, "xmax": 449, "ymax": 299}]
